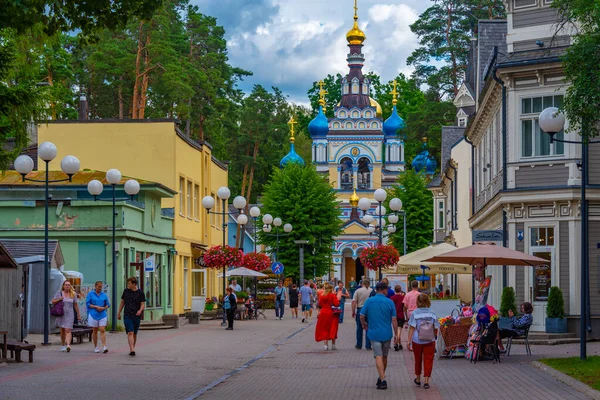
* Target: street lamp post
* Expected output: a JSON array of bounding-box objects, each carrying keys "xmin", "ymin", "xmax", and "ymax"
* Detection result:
[
  {"xmin": 87, "ymin": 170, "xmax": 140, "ymax": 332},
  {"xmin": 14, "ymin": 142, "xmax": 80, "ymax": 345},
  {"xmin": 358, "ymin": 189, "xmax": 404, "ymax": 281},
  {"xmin": 201, "ymin": 188, "xmax": 248, "ymax": 324},
  {"xmin": 539, "ymin": 107, "xmax": 598, "ymax": 360},
  {"xmin": 261, "ymin": 215, "xmax": 293, "ymax": 263},
  {"xmin": 249, "ymin": 206, "xmax": 261, "ymax": 252}
]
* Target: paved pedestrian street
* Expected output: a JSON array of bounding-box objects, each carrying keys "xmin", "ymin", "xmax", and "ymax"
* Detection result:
[{"xmin": 1, "ymin": 309, "xmax": 599, "ymax": 400}]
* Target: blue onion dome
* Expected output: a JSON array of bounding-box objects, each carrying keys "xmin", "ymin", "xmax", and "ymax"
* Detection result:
[
  {"xmin": 308, "ymin": 106, "xmax": 329, "ymax": 138},
  {"xmin": 412, "ymin": 151, "xmax": 427, "ymax": 172},
  {"xmin": 425, "ymin": 155, "xmax": 437, "ymax": 175},
  {"xmin": 383, "ymin": 105, "xmax": 405, "ymax": 137},
  {"xmin": 279, "ymin": 143, "xmax": 305, "ymax": 168}
]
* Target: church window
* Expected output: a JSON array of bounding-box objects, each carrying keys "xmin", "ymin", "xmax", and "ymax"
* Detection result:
[
  {"xmin": 339, "ymin": 157, "xmax": 354, "ymax": 190},
  {"xmin": 345, "ymin": 121, "xmax": 353, "ymax": 129},
  {"xmin": 364, "ymin": 110, "xmax": 372, "ymax": 118},
  {"xmin": 357, "ymin": 157, "xmax": 371, "ymax": 190},
  {"xmin": 351, "ymin": 78, "xmax": 359, "ymax": 94},
  {"xmin": 333, "ymin": 122, "xmax": 341, "ymax": 129},
  {"xmin": 362, "ymin": 83, "xmax": 369, "ymax": 95},
  {"xmin": 358, "ymin": 122, "xmax": 366, "ymax": 129},
  {"xmin": 338, "ymin": 110, "xmax": 347, "ymax": 118},
  {"xmin": 351, "ymin": 110, "xmax": 360, "ymax": 118},
  {"xmin": 370, "ymin": 121, "xmax": 380, "ymax": 129},
  {"xmin": 342, "ymin": 79, "xmax": 349, "ymax": 95}
]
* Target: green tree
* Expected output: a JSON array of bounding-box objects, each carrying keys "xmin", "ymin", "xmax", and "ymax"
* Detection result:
[
  {"xmin": 386, "ymin": 170, "xmax": 433, "ymax": 254},
  {"xmin": 258, "ymin": 164, "xmax": 342, "ymax": 280},
  {"xmin": 553, "ymin": 0, "xmax": 600, "ymax": 139},
  {"xmin": 500, "ymin": 286, "xmax": 517, "ymax": 317},
  {"xmin": 408, "ymin": 0, "xmax": 505, "ymax": 98},
  {"xmin": 307, "ymin": 73, "xmax": 342, "ymax": 118}
]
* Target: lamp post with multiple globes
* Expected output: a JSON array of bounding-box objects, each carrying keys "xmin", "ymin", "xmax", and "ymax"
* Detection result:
[{"xmin": 14, "ymin": 142, "xmax": 80, "ymax": 345}]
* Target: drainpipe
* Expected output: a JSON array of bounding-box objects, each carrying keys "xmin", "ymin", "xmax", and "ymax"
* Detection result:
[
  {"xmin": 464, "ymin": 136, "xmax": 475, "ymax": 217},
  {"xmin": 492, "ymin": 49, "xmax": 508, "ymax": 288},
  {"xmin": 449, "ymin": 163, "xmax": 458, "ymax": 230}
]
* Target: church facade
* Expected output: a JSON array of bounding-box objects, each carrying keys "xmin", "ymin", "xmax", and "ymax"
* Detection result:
[{"xmin": 308, "ymin": 5, "xmax": 406, "ymax": 284}]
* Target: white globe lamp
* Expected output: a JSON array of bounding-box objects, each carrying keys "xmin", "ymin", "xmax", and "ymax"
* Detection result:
[
  {"xmin": 249, "ymin": 206, "xmax": 261, "ymax": 217},
  {"xmin": 233, "ymin": 195, "xmax": 246, "ymax": 210},
  {"xmin": 283, "ymin": 223, "xmax": 293, "ymax": 233},
  {"xmin": 539, "ymin": 107, "xmax": 566, "ymax": 135},
  {"xmin": 217, "ymin": 186, "xmax": 231, "ymax": 200},
  {"xmin": 60, "ymin": 155, "xmax": 80, "ymax": 176},
  {"xmin": 237, "ymin": 214, "xmax": 248, "ymax": 225},
  {"xmin": 87, "ymin": 180, "xmax": 104, "ymax": 196},
  {"xmin": 262, "ymin": 214, "xmax": 273, "ymax": 225},
  {"xmin": 124, "ymin": 179, "xmax": 140, "ymax": 196},
  {"xmin": 38, "ymin": 142, "xmax": 57, "ymax": 162},
  {"xmin": 14, "ymin": 155, "xmax": 34, "ymax": 175},
  {"xmin": 389, "ymin": 198, "xmax": 403, "ymax": 211},
  {"xmin": 202, "ymin": 196, "xmax": 215, "ymax": 210},
  {"xmin": 358, "ymin": 197, "xmax": 371, "ymax": 211},
  {"xmin": 106, "ymin": 169, "xmax": 121, "ymax": 185},
  {"xmin": 374, "ymin": 188, "xmax": 387, "ymax": 202},
  {"xmin": 273, "ymin": 217, "xmax": 282, "ymax": 227}
]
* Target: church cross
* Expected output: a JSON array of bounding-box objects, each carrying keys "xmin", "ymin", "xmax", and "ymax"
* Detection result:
[
  {"xmin": 288, "ymin": 116, "xmax": 297, "ymax": 143},
  {"xmin": 390, "ymin": 79, "xmax": 399, "ymax": 105},
  {"xmin": 354, "ymin": 0, "xmax": 358, "ymax": 19},
  {"xmin": 318, "ymin": 80, "xmax": 328, "ymax": 111}
]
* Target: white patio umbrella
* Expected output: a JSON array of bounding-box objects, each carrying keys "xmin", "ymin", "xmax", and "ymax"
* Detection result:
[
  {"xmin": 393, "ymin": 243, "xmax": 471, "ymax": 274},
  {"xmin": 217, "ymin": 267, "xmax": 269, "ymax": 278}
]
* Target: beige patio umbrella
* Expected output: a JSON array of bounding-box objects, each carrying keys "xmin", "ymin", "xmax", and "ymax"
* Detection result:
[
  {"xmin": 394, "ymin": 243, "xmax": 471, "ymax": 275},
  {"xmin": 421, "ymin": 242, "xmax": 549, "ymax": 267}
]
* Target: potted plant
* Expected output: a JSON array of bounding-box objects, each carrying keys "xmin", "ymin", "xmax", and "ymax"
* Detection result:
[
  {"xmin": 203, "ymin": 245, "xmax": 244, "ymax": 269},
  {"xmin": 204, "ymin": 298, "xmax": 215, "ymax": 311},
  {"xmin": 546, "ymin": 286, "xmax": 567, "ymax": 333},
  {"xmin": 235, "ymin": 290, "xmax": 249, "ymax": 303},
  {"xmin": 499, "ymin": 287, "xmax": 517, "ymax": 330},
  {"xmin": 242, "ymin": 252, "xmax": 271, "ymax": 271},
  {"xmin": 359, "ymin": 244, "xmax": 400, "ymax": 272}
]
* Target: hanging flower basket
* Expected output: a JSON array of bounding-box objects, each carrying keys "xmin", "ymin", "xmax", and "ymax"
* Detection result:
[
  {"xmin": 203, "ymin": 245, "xmax": 244, "ymax": 269},
  {"xmin": 242, "ymin": 252, "xmax": 271, "ymax": 271},
  {"xmin": 359, "ymin": 244, "xmax": 400, "ymax": 271}
]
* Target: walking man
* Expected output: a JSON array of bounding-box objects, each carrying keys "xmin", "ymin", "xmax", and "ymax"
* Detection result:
[
  {"xmin": 299, "ymin": 280, "xmax": 312, "ymax": 323},
  {"xmin": 117, "ymin": 277, "xmax": 146, "ymax": 356},
  {"xmin": 274, "ymin": 280, "xmax": 287, "ymax": 320},
  {"xmin": 334, "ymin": 281, "xmax": 350, "ymax": 323},
  {"xmin": 403, "ymin": 280, "xmax": 421, "ymax": 321},
  {"xmin": 360, "ymin": 282, "xmax": 398, "ymax": 390},
  {"xmin": 86, "ymin": 281, "xmax": 110, "ymax": 353},
  {"xmin": 352, "ymin": 278, "xmax": 374, "ymax": 350}
]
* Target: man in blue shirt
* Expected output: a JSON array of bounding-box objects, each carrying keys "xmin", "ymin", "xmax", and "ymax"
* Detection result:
[
  {"xmin": 298, "ymin": 280, "xmax": 313, "ymax": 323},
  {"xmin": 273, "ymin": 281, "xmax": 287, "ymax": 320},
  {"xmin": 86, "ymin": 281, "xmax": 110, "ymax": 353},
  {"xmin": 360, "ymin": 282, "xmax": 398, "ymax": 390}
]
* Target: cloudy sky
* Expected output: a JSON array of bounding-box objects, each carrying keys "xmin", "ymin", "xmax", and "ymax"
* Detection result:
[{"xmin": 193, "ymin": 0, "xmax": 433, "ymax": 105}]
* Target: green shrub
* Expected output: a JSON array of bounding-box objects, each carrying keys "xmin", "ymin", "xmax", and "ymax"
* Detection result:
[
  {"xmin": 547, "ymin": 286, "xmax": 565, "ymax": 318},
  {"xmin": 500, "ymin": 287, "xmax": 517, "ymax": 317}
]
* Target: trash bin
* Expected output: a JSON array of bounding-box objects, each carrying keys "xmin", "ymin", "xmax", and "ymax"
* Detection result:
[{"xmin": 185, "ymin": 311, "xmax": 200, "ymax": 324}]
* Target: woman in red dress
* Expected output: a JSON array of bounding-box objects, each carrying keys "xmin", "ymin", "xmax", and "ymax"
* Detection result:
[{"xmin": 315, "ymin": 282, "xmax": 343, "ymax": 350}]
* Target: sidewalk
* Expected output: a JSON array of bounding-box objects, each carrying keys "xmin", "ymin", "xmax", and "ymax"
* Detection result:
[{"xmin": 1, "ymin": 306, "xmax": 598, "ymax": 400}]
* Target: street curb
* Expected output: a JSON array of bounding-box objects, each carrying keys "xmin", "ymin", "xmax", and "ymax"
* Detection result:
[{"xmin": 532, "ymin": 361, "xmax": 600, "ymax": 400}]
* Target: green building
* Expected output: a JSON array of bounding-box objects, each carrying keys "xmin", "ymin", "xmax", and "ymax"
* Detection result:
[{"xmin": 0, "ymin": 170, "xmax": 176, "ymax": 321}]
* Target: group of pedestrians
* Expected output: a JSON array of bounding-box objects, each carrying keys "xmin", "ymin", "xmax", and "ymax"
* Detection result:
[
  {"xmin": 52, "ymin": 276, "xmax": 147, "ymax": 356},
  {"xmin": 310, "ymin": 277, "xmax": 439, "ymax": 391}
]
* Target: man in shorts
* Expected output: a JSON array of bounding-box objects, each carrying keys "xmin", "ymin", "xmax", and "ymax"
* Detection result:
[
  {"xmin": 360, "ymin": 282, "xmax": 398, "ymax": 390},
  {"xmin": 86, "ymin": 281, "xmax": 110, "ymax": 353},
  {"xmin": 117, "ymin": 277, "xmax": 146, "ymax": 356},
  {"xmin": 298, "ymin": 280, "xmax": 312, "ymax": 323}
]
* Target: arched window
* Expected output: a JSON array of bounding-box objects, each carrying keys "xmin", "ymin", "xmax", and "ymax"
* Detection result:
[
  {"xmin": 370, "ymin": 121, "xmax": 380, "ymax": 129},
  {"xmin": 339, "ymin": 157, "xmax": 354, "ymax": 190},
  {"xmin": 351, "ymin": 110, "xmax": 360, "ymax": 118},
  {"xmin": 364, "ymin": 110, "xmax": 372, "ymax": 118},
  {"xmin": 345, "ymin": 121, "xmax": 353, "ymax": 129},
  {"xmin": 332, "ymin": 121, "xmax": 341, "ymax": 129},
  {"xmin": 363, "ymin": 78, "xmax": 370, "ymax": 95},
  {"xmin": 342, "ymin": 78, "xmax": 349, "ymax": 95},
  {"xmin": 338, "ymin": 110, "xmax": 347, "ymax": 118},
  {"xmin": 351, "ymin": 77, "xmax": 359, "ymax": 94},
  {"xmin": 357, "ymin": 157, "xmax": 371, "ymax": 190},
  {"xmin": 358, "ymin": 122, "xmax": 366, "ymax": 129}
]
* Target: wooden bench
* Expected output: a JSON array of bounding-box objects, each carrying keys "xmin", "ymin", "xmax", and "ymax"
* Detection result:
[
  {"xmin": 71, "ymin": 327, "xmax": 93, "ymax": 344},
  {"xmin": 7, "ymin": 342, "xmax": 36, "ymax": 363}
]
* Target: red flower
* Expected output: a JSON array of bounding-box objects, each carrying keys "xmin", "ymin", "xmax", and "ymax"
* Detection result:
[
  {"xmin": 242, "ymin": 252, "xmax": 271, "ymax": 271},
  {"xmin": 203, "ymin": 245, "xmax": 244, "ymax": 269},
  {"xmin": 359, "ymin": 245, "xmax": 400, "ymax": 271}
]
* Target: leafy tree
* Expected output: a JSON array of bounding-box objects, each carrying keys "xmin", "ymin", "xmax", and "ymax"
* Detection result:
[
  {"xmin": 307, "ymin": 73, "xmax": 342, "ymax": 118},
  {"xmin": 408, "ymin": 0, "xmax": 505, "ymax": 98},
  {"xmin": 553, "ymin": 0, "xmax": 600, "ymax": 139},
  {"xmin": 500, "ymin": 286, "xmax": 517, "ymax": 317},
  {"xmin": 258, "ymin": 164, "xmax": 342, "ymax": 280},
  {"xmin": 386, "ymin": 170, "xmax": 433, "ymax": 254}
]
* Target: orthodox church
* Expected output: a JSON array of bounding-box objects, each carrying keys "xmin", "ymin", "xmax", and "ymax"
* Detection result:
[{"xmin": 304, "ymin": 2, "xmax": 408, "ymax": 284}]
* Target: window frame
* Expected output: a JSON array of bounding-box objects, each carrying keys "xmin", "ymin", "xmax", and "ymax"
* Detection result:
[
  {"xmin": 179, "ymin": 177, "xmax": 185, "ymax": 217},
  {"xmin": 437, "ymin": 199, "xmax": 445, "ymax": 229},
  {"xmin": 520, "ymin": 94, "xmax": 565, "ymax": 159}
]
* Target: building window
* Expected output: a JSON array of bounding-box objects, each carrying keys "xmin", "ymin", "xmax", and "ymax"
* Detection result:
[
  {"xmin": 194, "ymin": 184, "xmax": 199, "ymax": 221},
  {"xmin": 183, "ymin": 257, "xmax": 189, "ymax": 309},
  {"xmin": 352, "ymin": 78, "xmax": 359, "ymax": 94},
  {"xmin": 357, "ymin": 157, "xmax": 371, "ymax": 190},
  {"xmin": 210, "ymin": 193, "xmax": 216, "ymax": 226},
  {"xmin": 458, "ymin": 117, "xmax": 467, "ymax": 127},
  {"xmin": 362, "ymin": 82, "xmax": 369, "ymax": 95},
  {"xmin": 187, "ymin": 181, "xmax": 192, "ymax": 217},
  {"xmin": 342, "ymin": 79, "xmax": 349, "ymax": 95},
  {"xmin": 438, "ymin": 200, "xmax": 445, "ymax": 229},
  {"xmin": 530, "ymin": 227, "xmax": 554, "ymax": 301},
  {"xmin": 179, "ymin": 177, "xmax": 185, "ymax": 216},
  {"xmin": 521, "ymin": 95, "xmax": 564, "ymax": 157},
  {"xmin": 339, "ymin": 157, "xmax": 353, "ymax": 190}
]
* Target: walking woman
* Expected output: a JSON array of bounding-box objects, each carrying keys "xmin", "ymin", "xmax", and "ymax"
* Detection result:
[
  {"xmin": 51, "ymin": 281, "xmax": 80, "ymax": 352},
  {"xmin": 314, "ymin": 283, "xmax": 342, "ymax": 350},
  {"xmin": 289, "ymin": 284, "xmax": 299, "ymax": 319},
  {"xmin": 224, "ymin": 287, "xmax": 237, "ymax": 330},
  {"xmin": 407, "ymin": 293, "xmax": 439, "ymax": 389}
]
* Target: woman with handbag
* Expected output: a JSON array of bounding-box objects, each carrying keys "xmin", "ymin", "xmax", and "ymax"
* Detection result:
[
  {"xmin": 224, "ymin": 287, "xmax": 237, "ymax": 330},
  {"xmin": 51, "ymin": 280, "xmax": 81, "ymax": 352},
  {"xmin": 314, "ymin": 283, "xmax": 342, "ymax": 350}
]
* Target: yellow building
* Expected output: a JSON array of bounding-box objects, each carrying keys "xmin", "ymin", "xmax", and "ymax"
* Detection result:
[
  {"xmin": 308, "ymin": 5, "xmax": 405, "ymax": 285},
  {"xmin": 38, "ymin": 120, "xmax": 229, "ymax": 314}
]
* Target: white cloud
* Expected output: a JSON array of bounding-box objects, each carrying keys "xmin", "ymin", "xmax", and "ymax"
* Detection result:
[{"xmin": 193, "ymin": 0, "xmax": 432, "ymax": 102}]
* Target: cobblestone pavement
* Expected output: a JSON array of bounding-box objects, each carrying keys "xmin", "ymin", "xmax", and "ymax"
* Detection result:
[{"xmin": 1, "ymin": 306, "xmax": 599, "ymax": 400}]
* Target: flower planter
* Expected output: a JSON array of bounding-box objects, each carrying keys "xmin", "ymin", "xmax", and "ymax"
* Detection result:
[
  {"xmin": 545, "ymin": 317, "xmax": 567, "ymax": 333},
  {"xmin": 205, "ymin": 304, "xmax": 214, "ymax": 311}
]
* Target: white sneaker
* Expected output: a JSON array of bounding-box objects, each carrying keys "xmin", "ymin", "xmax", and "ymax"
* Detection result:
[
  {"xmin": 103, "ymin": 346, "xmax": 108, "ymax": 353},
  {"xmin": 324, "ymin": 345, "xmax": 329, "ymax": 351},
  {"xmin": 331, "ymin": 344, "xmax": 337, "ymax": 350},
  {"xmin": 60, "ymin": 346, "xmax": 67, "ymax": 352},
  {"xmin": 94, "ymin": 347, "xmax": 100, "ymax": 353}
]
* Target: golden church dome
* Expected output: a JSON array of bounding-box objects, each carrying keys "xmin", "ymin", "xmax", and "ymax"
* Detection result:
[
  {"xmin": 350, "ymin": 187, "xmax": 360, "ymax": 208},
  {"xmin": 346, "ymin": 19, "xmax": 366, "ymax": 45},
  {"xmin": 369, "ymin": 97, "xmax": 382, "ymax": 118}
]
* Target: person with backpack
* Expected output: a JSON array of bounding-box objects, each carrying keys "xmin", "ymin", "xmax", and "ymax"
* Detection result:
[
  {"xmin": 407, "ymin": 293, "xmax": 439, "ymax": 390},
  {"xmin": 224, "ymin": 287, "xmax": 237, "ymax": 330}
]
